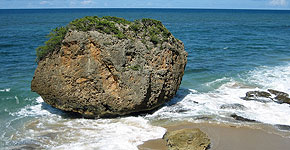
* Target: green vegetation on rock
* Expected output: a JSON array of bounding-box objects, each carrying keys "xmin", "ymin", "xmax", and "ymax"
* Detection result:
[
  {"xmin": 69, "ymin": 16, "xmax": 120, "ymax": 34},
  {"xmin": 129, "ymin": 23, "xmax": 142, "ymax": 32},
  {"xmin": 36, "ymin": 27, "xmax": 68, "ymax": 62},
  {"xmin": 140, "ymin": 18, "xmax": 171, "ymax": 44},
  {"xmin": 36, "ymin": 16, "xmax": 172, "ymax": 62},
  {"xmin": 102, "ymin": 16, "xmax": 131, "ymax": 25},
  {"xmin": 128, "ymin": 65, "xmax": 141, "ymax": 71}
]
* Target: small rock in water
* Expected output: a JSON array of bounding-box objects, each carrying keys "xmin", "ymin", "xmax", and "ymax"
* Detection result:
[
  {"xmin": 268, "ymin": 89, "xmax": 290, "ymax": 104},
  {"xmin": 243, "ymin": 91, "xmax": 273, "ymax": 102},
  {"xmin": 195, "ymin": 116, "xmax": 213, "ymax": 121},
  {"xmin": 243, "ymin": 89, "xmax": 290, "ymax": 104},
  {"xmin": 175, "ymin": 109, "xmax": 189, "ymax": 113},
  {"xmin": 275, "ymin": 124, "xmax": 290, "ymax": 131},
  {"xmin": 38, "ymin": 132, "xmax": 58, "ymax": 140},
  {"xmin": 220, "ymin": 103, "xmax": 247, "ymax": 110},
  {"xmin": 231, "ymin": 114, "xmax": 257, "ymax": 122},
  {"xmin": 163, "ymin": 128, "xmax": 210, "ymax": 150}
]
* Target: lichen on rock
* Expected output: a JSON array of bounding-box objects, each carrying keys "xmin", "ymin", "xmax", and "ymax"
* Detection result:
[{"xmin": 31, "ymin": 16, "xmax": 187, "ymax": 118}]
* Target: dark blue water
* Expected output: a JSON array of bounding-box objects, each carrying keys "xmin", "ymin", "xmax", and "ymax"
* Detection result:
[{"xmin": 1, "ymin": 9, "xmax": 290, "ymax": 149}]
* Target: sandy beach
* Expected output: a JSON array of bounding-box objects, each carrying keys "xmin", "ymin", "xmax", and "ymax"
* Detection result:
[{"xmin": 138, "ymin": 122, "xmax": 290, "ymax": 150}]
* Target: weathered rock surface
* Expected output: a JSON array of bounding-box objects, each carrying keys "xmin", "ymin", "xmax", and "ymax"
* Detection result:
[
  {"xmin": 163, "ymin": 128, "xmax": 210, "ymax": 150},
  {"xmin": 31, "ymin": 17, "xmax": 187, "ymax": 118},
  {"xmin": 243, "ymin": 89, "xmax": 290, "ymax": 104}
]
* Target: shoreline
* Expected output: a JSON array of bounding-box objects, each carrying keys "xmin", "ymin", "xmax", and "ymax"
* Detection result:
[{"xmin": 138, "ymin": 121, "xmax": 290, "ymax": 150}]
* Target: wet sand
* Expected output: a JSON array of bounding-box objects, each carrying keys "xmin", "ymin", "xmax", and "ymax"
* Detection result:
[{"xmin": 138, "ymin": 122, "xmax": 290, "ymax": 150}]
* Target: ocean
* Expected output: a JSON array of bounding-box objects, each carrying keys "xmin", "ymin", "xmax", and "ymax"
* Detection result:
[{"xmin": 0, "ymin": 8, "xmax": 290, "ymax": 149}]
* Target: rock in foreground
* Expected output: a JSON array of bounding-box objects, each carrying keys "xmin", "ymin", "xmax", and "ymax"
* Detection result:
[
  {"xmin": 163, "ymin": 128, "xmax": 210, "ymax": 150},
  {"xmin": 31, "ymin": 16, "xmax": 187, "ymax": 118}
]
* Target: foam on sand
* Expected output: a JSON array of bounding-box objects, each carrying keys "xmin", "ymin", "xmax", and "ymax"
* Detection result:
[{"xmin": 10, "ymin": 97, "xmax": 166, "ymax": 150}]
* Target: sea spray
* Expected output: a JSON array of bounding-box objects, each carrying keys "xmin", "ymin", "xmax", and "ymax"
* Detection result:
[
  {"xmin": 147, "ymin": 63, "xmax": 290, "ymax": 127},
  {"xmin": 9, "ymin": 97, "xmax": 166, "ymax": 150}
]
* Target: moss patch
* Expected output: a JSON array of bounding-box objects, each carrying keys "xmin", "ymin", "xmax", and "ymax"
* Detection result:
[
  {"xmin": 102, "ymin": 16, "xmax": 131, "ymax": 25},
  {"xmin": 128, "ymin": 65, "xmax": 141, "ymax": 71},
  {"xmin": 129, "ymin": 23, "xmax": 142, "ymax": 32},
  {"xmin": 36, "ymin": 16, "xmax": 172, "ymax": 62}
]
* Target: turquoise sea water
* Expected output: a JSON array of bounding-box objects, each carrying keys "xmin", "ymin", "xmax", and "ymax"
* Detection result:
[{"xmin": 1, "ymin": 9, "xmax": 290, "ymax": 149}]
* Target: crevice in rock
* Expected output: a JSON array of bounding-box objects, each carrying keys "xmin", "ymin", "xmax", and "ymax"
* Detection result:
[{"xmin": 102, "ymin": 104, "xmax": 113, "ymax": 112}]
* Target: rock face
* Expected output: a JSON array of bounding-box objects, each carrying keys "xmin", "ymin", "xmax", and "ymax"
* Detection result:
[
  {"xmin": 31, "ymin": 16, "xmax": 187, "ymax": 118},
  {"xmin": 244, "ymin": 89, "xmax": 290, "ymax": 104},
  {"xmin": 163, "ymin": 128, "xmax": 210, "ymax": 150}
]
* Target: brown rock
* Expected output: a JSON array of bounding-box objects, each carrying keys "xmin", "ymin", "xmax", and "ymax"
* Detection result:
[
  {"xmin": 268, "ymin": 89, "xmax": 290, "ymax": 104},
  {"xmin": 163, "ymin": 128, "xmax": 210, "ymax": 150},
  {"xmin": 31, "ymin": 17, "xmax": 187, "ymax": 118}
]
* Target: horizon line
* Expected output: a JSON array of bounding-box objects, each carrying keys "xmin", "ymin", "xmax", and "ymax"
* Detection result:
[{"xmin": 0, "ymin": 7, "xmax": 290, "ymax": 11}]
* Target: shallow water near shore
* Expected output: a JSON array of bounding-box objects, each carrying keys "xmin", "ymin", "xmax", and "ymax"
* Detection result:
[{"xmin": 1, "ymin": 8, "xmax": 290, "ymax": 149}]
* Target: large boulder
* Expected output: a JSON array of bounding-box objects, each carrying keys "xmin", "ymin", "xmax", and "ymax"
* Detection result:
[
  {"xmin": 163, "ymin": 128, "xmax": 210, "ymax": 150},
  {"xmin": 31, "ymin": 16, "xmax": 187, "ymax": 118}
]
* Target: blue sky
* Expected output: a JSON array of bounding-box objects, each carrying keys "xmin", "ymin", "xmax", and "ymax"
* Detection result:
[{"xmin": 0, "ymin": 0, "xmax": 289, "ymax": 9}]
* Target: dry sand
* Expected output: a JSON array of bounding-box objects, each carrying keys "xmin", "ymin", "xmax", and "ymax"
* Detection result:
[{"xmin": 138, "ymin": 122, "xmax": 290, "ymax": 150}]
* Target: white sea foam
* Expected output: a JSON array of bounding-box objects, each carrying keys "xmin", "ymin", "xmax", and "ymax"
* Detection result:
[
  {"xmin": 147, "ymin": 63, "xmax": 290, "ymax": 126},
  {"xmin": 14, "ymin": 116, "xmax": 166, "ymax": 150},
  {"xmin": 11, "ymin": 97, "xmax": 64, "ymax": 117},
  {"xmin": 12, "ymin": 97, "xmax": 166, "ymax": 150},
  {"xmin": 0, "ymin": 88, "xmax": 11, "ymax": 92},
  {"xmin": 47, "ymin": 117, "xmax": 166, "ymax": 150}
]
